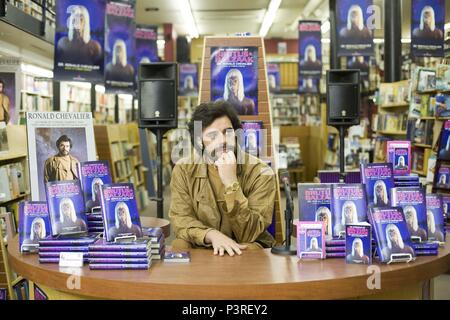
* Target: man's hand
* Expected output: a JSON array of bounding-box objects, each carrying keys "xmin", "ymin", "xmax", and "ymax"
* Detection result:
[
  {"xmin": 205, "ymin": 230, "xmax": 247, "ymax": 256},
  {"xmin": 215, "ymin": 151, "xmax": 238, "ymax": 187}
]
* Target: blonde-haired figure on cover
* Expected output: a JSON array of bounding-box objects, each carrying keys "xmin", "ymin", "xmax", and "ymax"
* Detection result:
[
  {"xmin": 382, "ymin": 223, "xmax": 414, "ymax": 260},
  {"xmin": 105, "ymin": 39, "xmax": 135, "ymax": 83},
  {"xmin": 56, "ymin": 5, "xmax": 102, "ymax": 64},
  {"xmin": 22, "ymin": 217, "xmax": 47, "ymax": 247},
  {"xmin": 339, "ymin": 4, "xmax": 372, "ymax": 39},
  {"xmin": 373, "ymin": 180, "xmax": 388, "ymax": 206},
  {"xmin": 334, "ymin": 201, "xmax": 358, "ymax": 237},
  {"xmin": 346, "ymin": 238, "xmax": 370, "ymax": 264},
  {"xmin": 413, "ymin": 5, "xmax": 443, "ymax": 39},
  {"xmin": 217, "ymin": 68, "xmax": 255, "ymax": 115},
  {"xmin": 395, "ymin": 156, "xmax": 408, "ymax": 170},
  {"xmin": 86, "ymin": 177, "xmax": 103, "ymax": 212},
  {"xmin": 300, "ymin": 45, "xmax": 322, "ymax": 69},
  {"xmin": 54, "ymin": 198, "xmax": 86, "ymax": 234},
  {"xmin": 306, "ymin": 237, "xmax": 321, "ymax": 252},
  {"xmin": 438, "ymin": 173, "xmax": 447, "ymax": 186},
  {"xmin": 315, "ymin": 206, "xmax": 332, "ymax": 239},
  {"xmin": 404, "ymin": 205, "xmax": 427, "ymax": 241},
  {"xmin": 108, "ymin": 201, "xmax": 142, "ymax": 240},
  {"xmin": 427, "ymin": 210, "xmax": 444, "ymax": 242}
]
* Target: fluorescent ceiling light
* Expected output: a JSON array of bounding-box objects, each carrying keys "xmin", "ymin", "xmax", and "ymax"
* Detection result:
[
  {"xmin": 259, "ymin": 0, "xmax": 282, "ymax": 37},
  {"xmin": 321, "ymin": 38, "xmax": 331, "ymax": 44},
  {"xmin": 401, "ymin": 38, "xmax": 411, "ymax": 44},
  {"xmin": 373, "ymin": 38, "xmax": 384, "ymax": 44},
  {"xmin": 180, "ymin": 0, "xmax": 199, "ymax": 38},
  {"xmin": 21, "ymin": 63, "xmax": 53, "ymax": 78},
  {"xmin": 95, "ymin": 85, "xmax": 105, "ymax": 93},
  {"xmin": 321, "ymin": 20, "xmax": 330, "ymax": 33}
]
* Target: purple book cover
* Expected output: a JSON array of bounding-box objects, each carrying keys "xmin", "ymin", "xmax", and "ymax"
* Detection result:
[
  {"xmin": 39, "ymin": 233, "xmax": 99, "ymax": 247},
  {"xmin": 89, "ymin": 238, "xmax": 150, "ymax": 251},
  {"xmin": 88, "ymin": 250, "xmax": 150, "ymax": 258},
  {"xmin": 39, "ymin": 257, "xmax": 89, "ymax": 264},
  {"xmin": 39, "ymin": 246, "xmax": 89, "ymax": 252},
  {"xmin": 387, "ymin": 141, "xmax": 411, "ymax": 176},
  {"xmin": 77, "ymin": 161, "xmax": 112, "ymax": 213},
  {"xmin": 39, "ymin": 251, "xmax": 88, "ymax": 258},
  {"xmin": 326, "ymin": 252, "xmax": 346, "ymax": 258},
  {"xmin": 360, "ymin": 162, "xmax": 395, "ymax": 207},
  {"xmin": 89, "ymin": 263, "xmax": 150, "ymax": 270},
  {"xmin": 426, "ymin": 194, "xmax": 446, "ymax": 242},
  {"xmin": 87, "ymin": 220, "xmax": 104, "ymax": 226},
  {"xmin": 331, "ymin": 184, "xmax": 367, "ymax": 238},
  {"xmin": 435, "ymin": 163, "xmax": 450, "ymax": 189},
  {"xmin": 325, "ymin": 239, "xmax": 346, "ymax": 247},
  {"xmin": 210, "ymin": 46, "xmax": 258, "ymax": 115},
  {"xmin": 178, "ymin": 63, "xmax": 198, "ymax": 96},
  {"xmin": 19, "ymin": 201, "xmax": 51, "ymax": 253},
  {"xmin": 45, "ymin": 180, "xmax": 88, "ymax": 236},
  {"xmin": 143, "ymin": 227, "xmax": 163, "ymax": 242},
  {"xmin": 438, "ymin": 120, "xmax": 450, "ymax": 160},
  {"xmin": 267, "ymin": 63, "xmax": 280, "ymax": 93},
  {"xmin": 391, "ymin": 187, "xmax": 428, "ymax": 242},
  {"xmin": 240, "ymin": 121, "xmax": 263, "ymax": 158},
  {"xmin": 415, "ymin": 250, "xmax": 438, "ymax": 256},
  {"xmin": 0, "ymin": 288, "xmax": 7, "ymax": 300},
  {"xmin": 368, "ymin": 207, "xmax": 416, "ymax": 263},
  {"xmin": 296, "ymin": 221, "xmax": 325, "ymax": 259},
  {"xmin": 87, "ymin": 213, "xmax": 104, "ymax": 221},
  {"xmin": 88, "ymin": 227, "xmax": 105, "ymax": 232},
  {"xmin": 88, "ymin": 257, "xmax": 149, "ymax": 264},
  {"xmin": 297, "ymin": 183, "xmax": 333, "ymax": 240},
  {"xmin": 325, "ymin": 246, "xmax": 346, "ymax": 253},
  {"xmin": 442, "ymin": 196, "xmax": 450, "ymax": 220},
  {"xmin": 345, "ymin": 223, "xmax": 372, "ymax": 265},
  {"xmin": 100, "ymin": 183, "xmax": 142, "ymax": 242},
  {"xmin": 412, "ymin": 242, "xmax": 439, "ymax": 250}
]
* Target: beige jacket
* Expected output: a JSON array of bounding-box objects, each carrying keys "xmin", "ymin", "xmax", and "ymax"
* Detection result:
[{"xmin": 169, "ymin": 152, "xmax": 276, "ymax": 248}]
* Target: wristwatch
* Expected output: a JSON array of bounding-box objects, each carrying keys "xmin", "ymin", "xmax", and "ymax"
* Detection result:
[{"xmin": 225, "ymin": 181, "xmax": 240, "ymax": 194}]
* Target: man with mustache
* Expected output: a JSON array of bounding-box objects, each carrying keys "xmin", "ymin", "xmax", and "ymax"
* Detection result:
[
  {"xmin": 169, "ymin": 101, "xmax": 276, "ymax": 256},
  {"xmin": 44, "ymin": 135, "xmax": 79, "ymax": 183}
]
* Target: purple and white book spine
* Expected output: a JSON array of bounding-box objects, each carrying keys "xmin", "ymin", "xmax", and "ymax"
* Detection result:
[
  {"xmin": 39, "ymin": 252, "xmax": 88, "ymax": 258},
  {"xmin": 89, "ymin": 245, "xmax": 149, "ymax": 252},
  {"xmin": 88, "ymin": 251, "xmax": 150, "ymax": 258},
  {"xmin": 39, "ymin": 258, "xmax": 89, "ymax": 264},
  {"xmin": 325, "ymin": 239, "xmax": 346, "ymax": 247},
  {"xmin": 89, "ymin": 263, "xmax": 150, "ymax": 270},
  {"xmin": 88, "ymin": 258, "xmax": 149, "ymax": 264},
  {"xmin": 39, "ymin": 246, "xmax": 89, "ymax": 252},
  {"xmin": 326, "ymin": 252, "xmax": 346, "ymax": 258},
  {"xmin": 326, "ymin": 246, "xmax": 346, "ymax": 253},
  {"xmin": 415, "ymin": 250, "xmax": 439, "ymax": 256}
]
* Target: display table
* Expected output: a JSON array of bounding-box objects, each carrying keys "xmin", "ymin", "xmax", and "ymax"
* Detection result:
[
  {"xmin": 7, "ymin": 236, "xmax": 450, "ymax": 300},
  {"xmin": 141, "ymin": 217, "xmax": 170, "ymax": 239}
]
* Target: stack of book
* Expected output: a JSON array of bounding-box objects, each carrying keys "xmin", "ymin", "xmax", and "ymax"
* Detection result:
[
  {"xmin": 38, "ymin": 234, "xmax": 98, "ymax": 264},
  {"xmin": 412, "ymin": 242, "xmax": 439, "ymax": 256},
  {"xmin": 88, "ymin": 238, "xmax": 152, "ymax": 270},
  {"xmin": 144, "ymin": 227, "xmax": 165, "ymax": 260},
  {"xmin": 325, "ymin": 239, "xmax": 345, "ymax": 259},
  {"xmin": 393, "ymin": 174, "xmax": 420, "ymax": 187},
  {"xmin": 86, "ymin": 213, "xmax": 104, "ymax": 234}
]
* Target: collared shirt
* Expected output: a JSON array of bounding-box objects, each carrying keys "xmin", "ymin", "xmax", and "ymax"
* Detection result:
[
  {"xmin": 43, "ymin": 154, "xmax": 79, "ymax": 183},
  {"xmin": 169, "ymin": 152, "xmax": 276, "ymax": 248}
]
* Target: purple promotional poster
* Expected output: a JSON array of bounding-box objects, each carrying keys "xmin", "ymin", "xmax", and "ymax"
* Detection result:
[
  {"xmin": 368, "ymin": 207, "xmax": 416, "ymax": 263},
  {"xmin": 0, "ymin": 72, "xmax": 16, "ymax": 124},
  {"xmin": 45, "ymin": 180, "xmax": 87, "ymax": 236},
  {"xmin": 437, "ymin": 120, "xmax": 450, "ymax": 160},
  {"xmin": 100, "ymin": 183, "xmax": 143, "ymax": 242},
  {"xmin": 345, "ymin": 223, "xmax": 372, "ymax": 264},
  {"xmin": 336, "ymin": 0, "xmax": 374, "ymax": 56},
  {"xmin": 210, "ymin": 47, "xmax": 258, "ymax": 115},
  {"xmin": 443, "ymin": 196, "xmax": 450, "ymax": 220},
  {"xmin": 426, "ymin": 194, "xmax": 446, "ymax": 242},
  {"xmin": 298, "ymin": 183, "xmax": 333, "ymax": 239},
  {"xmin": 331, "ymin": 184, "xmax": 368, "ymax": 238},
  {"xmin": 178, "ymin": 63, "xmax": 198, "ymax": 96},
  {"xmin": 411, "ymin": 0, "xmax": 445, "ymax": 57},
  {"xmin": 77, "ymin": 161, "xmax": 112, "ymax": 213},
  {"xmin": 298, "ymin": 21, "xmax": 322, "ymax": 79},
  {"xmin": 347, "ymin": 56, "xmax": 370, "ymax": 90},
  {"xmin": 436, "ymin": 163, "xmax": 450, "ymax": 189},
  {"xmin": 240, "ymin": 120, "xmax": 263, "ymax": 158},
  {"xmin": 391, "ymin": 187, "xmax": 428, "ymax": 242},
  {"xmin": 135, "ymin": 25, "xmax": 158, "ymax": 66},
  {"xmin": 19, "ymin": 201, "xmax": 51, "ymax": 252},
  {"xmin": 54, "ymin": 0, "xmax": 106, "ymax": 82},
  {"xmin": 105, "ymin": 0, "xmax": 136, "ymax": 93},
  {"xmin": 298, "ymin": 77, "xmax": 320, "ymax": 94},
  {"xmin": 266, "ymin": 63, "xmax": 280, "ymax": 93}
]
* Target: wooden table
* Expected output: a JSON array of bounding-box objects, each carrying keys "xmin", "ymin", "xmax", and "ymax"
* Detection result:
[
  {"xmin": 7, "ymin": 237, "xmax": 450, "ymax": 300},
  {"xmin": 141, "ymin": 217, "xmax": 170, "ymax": 239}
]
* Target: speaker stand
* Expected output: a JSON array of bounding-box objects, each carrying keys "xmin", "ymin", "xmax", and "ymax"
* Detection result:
[
  {"xmin": 149, "ymin": 128, "xmax": 169, "ymax": 219},
  {"xmin": 336, "ymin": 125, "xmax": 350, "ymax": 183}
]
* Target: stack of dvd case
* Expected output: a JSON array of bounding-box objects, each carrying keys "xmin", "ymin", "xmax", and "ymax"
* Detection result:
[
  {"xmin": 38, "ymin": 234, "xmax": 99, "ymax": 264},
  {"xmin": 412, "ymin": 242, "xmax": 439, "ymax": 256},
  {"xmin": 86, "ymin": 212, "xmax": 104, "ymax": 234},
  {"xmin": 88, "ymin": 238, "xmax": 152, "ymax": 270},
  {"xmin": 325, "ymin": 239, "xmax": 345, "ymax": 258},
  {"xmin": 144, "ymin": 227, "xmax": 166, "ymax": 260}
]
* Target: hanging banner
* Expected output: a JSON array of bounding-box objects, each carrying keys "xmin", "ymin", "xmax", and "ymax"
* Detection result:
[
  {"xmin": 210, "ymin": 47, "xmax": 258, "ymax": 115},
  {"xmin": 178, "ymin": 63, "xmax": 198, "ymax": 96},
  {"xmin": 105, "ymin": 0, "xmax": 136, "ymax": 94},
  {"xmin": 54, "ymin": 0, "xmax": 106, "ymax": 82},
  {"xmin": 298, "ymin": 21, "xmax": 322, "ymax": 79},
  {"xmin": 347, "ymin": 56, "xmax": 370, "ymax": 91},
  {"xmin": 299, "ymin": 77, "xmax": 320, "ymax": 94},
  {"xmin": 135, "ymin": 25, "xmax": 158, "ymax": 67},
  {"xmin": 411, "ymin": 0, "xmax": 445, "ymax": 57},
  {"xmin": 336, "ymin": 0, "xmax": 374, "ymax": 56},
  {"xmin": 267, "ymin": 63, "xmax": 280, "ymax": 93}
]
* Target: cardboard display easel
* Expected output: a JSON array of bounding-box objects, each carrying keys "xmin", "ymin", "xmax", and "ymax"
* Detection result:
[{"xmin": 198, "ymin": 36, "xmax": 283, "ymax": 243}]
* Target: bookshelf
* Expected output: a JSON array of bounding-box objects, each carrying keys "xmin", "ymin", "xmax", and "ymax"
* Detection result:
[
  {"xmin": 19, "ymin": 73, "xmax": 53, "ymax": 120},
  {"xmin": 60, "ymin": 82, "xmax": 91, "ymax": 113},
  {"xmin": 94, "ymin": 85, "xmax": 116, "ymax": 124},
  {"xmin": 93, "ymin": 123, "xmax": 149, "ymax": 210},
  {"xmin": 270, "ymin": 94, "xmax": 300, "ymax": 126},
  {"xmin": 178, "ymin": 95, "xmax": 198, "ymax": 129}
]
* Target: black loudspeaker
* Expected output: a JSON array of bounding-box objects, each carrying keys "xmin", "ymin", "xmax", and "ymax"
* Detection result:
[
  {"xmin": 326, "ymin": 70, "xmax": 361, "ymax": 126},
  {"xmin": 176, "ymin": 36, "xmax": 190, "ymax": 63},
  {"xmin": 138, "ymin": 62, "xmax": 178, "ymax": 129}
]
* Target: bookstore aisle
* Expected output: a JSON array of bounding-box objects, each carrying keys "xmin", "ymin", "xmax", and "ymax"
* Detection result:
[{"xmin": 0, "ymin": 0, "xmax": 450, "ymax": 304}]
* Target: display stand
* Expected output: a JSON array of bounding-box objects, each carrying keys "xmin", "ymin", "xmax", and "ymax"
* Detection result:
[{"xmin": 198, "ymin": 36, "xmax": 283, "ymax": 243}]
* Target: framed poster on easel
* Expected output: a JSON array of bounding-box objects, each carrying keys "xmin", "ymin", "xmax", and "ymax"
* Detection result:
[{"xmin": 198, "ymin": 36, "xmax": 283, "ymax": 243}]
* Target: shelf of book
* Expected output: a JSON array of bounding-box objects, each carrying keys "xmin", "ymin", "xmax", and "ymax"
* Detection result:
[
  {"xmin": 0, "ymin": 193, "xmax": 29, "ymax": 206},
  {"xmin": 376, "ymin": 130, "xmax": 407, "ymax": 136},
  {"xmin": 379, "ymin": 103, "xmax": 410, "ymax": 109},
  {"xmin": 413, "ymin": 143, "xmax": 432, "ymax": 148},
  {"xmin": 411, "ymin": 170, "xmax": 426, "ymax": 177}
]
